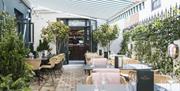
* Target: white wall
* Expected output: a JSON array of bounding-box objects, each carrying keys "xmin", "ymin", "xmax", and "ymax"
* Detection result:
[
  {"xmin": 139, "ymin": 0, "xmax": 180, "ymax": 21},
  {"xmin": 32, "ymin": 9, "xmax": 105, "ymax": 54},
  {"xmin": 109, "ymin": 19, "xmax": 125, "ymax": 54}
]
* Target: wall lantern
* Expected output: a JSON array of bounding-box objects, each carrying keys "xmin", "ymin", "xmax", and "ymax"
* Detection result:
[
  {"xmin": 168, "ymin": 43, "xmax": 179, "ymax": 59},
  {"xmin": 128, "ymin": 43, "xmax": 133, "ymax": 51}
]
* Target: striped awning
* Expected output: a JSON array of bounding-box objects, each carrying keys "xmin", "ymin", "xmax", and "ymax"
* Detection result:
[{"xmin": 28, "ymin": 0, "xmax": 135, "ymax": 20}]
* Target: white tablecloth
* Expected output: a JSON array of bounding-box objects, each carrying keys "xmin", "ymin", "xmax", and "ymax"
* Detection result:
[
  {"xmin": 155, "ymin": 83, "xmax": 180, "ymax": 91},
  {"xmin": 123, "ymin": 64, "xmax": 152, "ymax": 69}
]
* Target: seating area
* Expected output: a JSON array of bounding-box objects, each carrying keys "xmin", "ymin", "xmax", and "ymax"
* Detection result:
[
  {"xmin": 0, "ymin": 0, "xmax": 180, "ymax": 91},
  {"xmin": 25, "ymin": 53, "xmax": 65, "ymax": 85}
]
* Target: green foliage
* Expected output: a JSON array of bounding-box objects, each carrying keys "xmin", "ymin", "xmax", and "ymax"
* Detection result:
[
  {"xmin": 36, "ymin": 39, "xmax": 50, "ymax": 52},
  {"xmin": 41, "ymin": 21, "xmax": 69, "ymax": 42},
  {"xmin": 0, "ymin": 12, "xmax": 16, "ymax": 37},
  {"xmin": 93, "ymin": 24, "xmax": 119, "ymax": 48},
  {"xmin": 121, "ymin": 16, "xmax": 180, "ymax": 74},
  {"xmin": 0, "ymin": 12, "xmax": 33, "ymax": 90},
  {"xmin": 0, "ymin": 74, "xmax": 31, "ymax": 91},
  {"xmin": 41, "ymin": 21, "xmax": 69, "ymax": 54},
  {"xmin": 119, "ymin": 29, "xmax": 133, "ymax": 55}
]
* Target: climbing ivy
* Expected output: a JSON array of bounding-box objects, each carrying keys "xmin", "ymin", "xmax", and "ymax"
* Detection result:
[{"xmin": 121, "ymin": 16, "xmax": 180, "ymax": 74}]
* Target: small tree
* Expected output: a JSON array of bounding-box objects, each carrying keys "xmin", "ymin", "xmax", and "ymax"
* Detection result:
[
  {"xmin": 93, "ymin": 24, "xmax": 119, "ymax": 52},
  {"xmin": 41, "ymin": 21, "xmax": 69, "ymax": 54},
  {"xmin": 0, "ymin": 12, "xmax": 32, "ymax": 90}
]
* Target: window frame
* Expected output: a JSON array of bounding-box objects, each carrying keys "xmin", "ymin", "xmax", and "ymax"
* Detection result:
[{"xmin": 151, "ymin": 0, "xmax": 161, "ymax": 11}]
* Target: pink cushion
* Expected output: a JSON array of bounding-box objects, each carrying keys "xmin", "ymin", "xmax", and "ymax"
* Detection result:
[
  {"xmin": 91, "ymin": 58, "xmax": 107, "ymax": 66},
  {"xmin": 93, "ymin": 68, "xmax": 119, "ymax": 73},
  {"xmin": 92, "ymin": 72, "xmax": 120, "ymax": 85}
]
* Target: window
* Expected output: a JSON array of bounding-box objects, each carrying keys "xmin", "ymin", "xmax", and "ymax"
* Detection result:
[
  {"xmin": 152, "ymin": 0, "xmax": 161, "ymax": 11},
  {"xmin": 142, "ymin": 2, "xmax": 145, "ymax": 9},
  {"xmin": 133, "ymin": 7, "xmax": 136, "ymax": 13},
  {"xmin": 68, "ymin": 20, "xmax": 86, "ymax": 26},
  {"xmin": 139, "ymin": 3, "xmax": 142, "ymax": 10},
  {"xmin": 130, "ymin": 9, "xmax": 133, "ymax": 14},
  {"xmin": 136, "ymin": 5, "xmax": 139, "ymax": 12}
]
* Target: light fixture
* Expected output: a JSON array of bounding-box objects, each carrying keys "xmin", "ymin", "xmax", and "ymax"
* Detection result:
[{"xmin": 168, "ymin": 43, "xmax": 179, "ymax": 59}]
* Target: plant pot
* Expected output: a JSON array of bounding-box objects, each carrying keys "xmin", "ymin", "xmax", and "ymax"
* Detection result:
[
  {"xmin": 114, "ymin": 56, "xmax": 119, "ymax": 68},
  {"xmin": 99, "ymin": 50, "xmax": 102, "ymax": 56},
  {"xmin": 38, "ymin": 51, "xmax": 42, "ymax": 58},
  {"xmin": 104, "ymin": 52, "xmax": 108, "ymax": 58}
]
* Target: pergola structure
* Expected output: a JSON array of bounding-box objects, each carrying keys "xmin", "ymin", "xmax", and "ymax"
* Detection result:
[{"xmin": 27, "ymin": 0, "xmax": 136, "ymax": 20}]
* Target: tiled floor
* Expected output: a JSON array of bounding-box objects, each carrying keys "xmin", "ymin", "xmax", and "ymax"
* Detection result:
[{"xmin": 30, "ymin": 63, "xmax": 87, "ymax": 91}]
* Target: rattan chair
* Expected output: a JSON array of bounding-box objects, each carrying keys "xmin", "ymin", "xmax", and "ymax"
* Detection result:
[
  {"xmin": 154, "ymin": 74, "xmax": 171, "ymax": 83},
  {"xmin": 40, "ymin": 57, "xmax": 56, "ymax": 82}
]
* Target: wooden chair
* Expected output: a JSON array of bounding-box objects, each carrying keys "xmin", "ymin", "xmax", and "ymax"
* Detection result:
[
  {"xmin": 154, "ymin": 74, "xmax": 171, "ymax": 83},
  {"xmin": 90, "ymin": 58, "xmax": 108, "ymax": 67},
  {"xmin": 40, "ymin": 57, "xmax": 56, "ymax": 82},
  {"xmin": 85, "ymin": 52, "xmax": 103, "ymax": 64}
]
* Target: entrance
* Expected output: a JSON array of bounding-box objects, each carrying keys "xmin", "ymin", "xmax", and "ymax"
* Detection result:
[
  {"xmin": 69, "ymin": 27, "xmax": 89, "ymax": 60},
  {"xmin": 57, "ymin": 18, "xmax": 97, "ymax": 64}
]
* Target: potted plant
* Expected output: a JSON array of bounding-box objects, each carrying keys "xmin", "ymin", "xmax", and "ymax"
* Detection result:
[
  {"xmin": 93, "ymin": 24, "xmax": 118, "ymax": 58},
  {"xmin": 41, "ymin": 21, "xmax": 69, "ymax": 54},
  {"xmin": 36, "ymin": 39, "xmax": 50, "ymax": 58}
]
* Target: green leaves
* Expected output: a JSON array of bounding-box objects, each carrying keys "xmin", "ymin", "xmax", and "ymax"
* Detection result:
[
  {"xmin": 93, "ymin": 24, "xmax": 119, "ymax": 48},
  {"xmin": 0, "ymin": 74, "xmax": 31, "ymax": 91},
  {"xmin": 36, "ymin": 39, "xmax": 50, "ymax": 52},
  {"xmin": 0, "ymin": 12, "xmax": 32, "ymax": 90},
  {"xmin": 41, "ymin": 21, "xmax": 69, "ymax": 54},
  {"xmin": 121, "ymin": 16, "xmax": 180, "ymax": 74},
  {"xmin": 41, "ymin": 21, "xmax": 69, "ymax": 42}
]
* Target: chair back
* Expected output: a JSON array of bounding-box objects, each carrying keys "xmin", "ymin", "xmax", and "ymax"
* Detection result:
[
  {"xmin": 90, "ymin": 58, "xmax": 108, "ymax": 67},
  {"xmin": 124, "ymin": 59, "xmax": 140, "ymax": 65},
  {"xmin": 48, "ymin": 57, "xmax": 57, "ymax": 67},
  {"xmin": 92, "ymin": 72, "xmax": 121, "ymax": 85},
  {"xmin": 85, "ymin": 52, "xmax": 102, "ymax": 64},
  {"xmin": 154, "ymin": 74, "xmax": 171, "ymax": 83},
  {"xmin": 93, "ymin": 68, "xmax": 119, "ymax": 73}
]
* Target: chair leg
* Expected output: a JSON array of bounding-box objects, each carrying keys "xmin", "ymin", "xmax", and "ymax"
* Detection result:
[
  {"xmin": 53, "ymin": 69, "xmax": 57, "ymax": 78},
  {"xmin": 50, "ymin": 70, "xmax": 54, "ymax": 83}
]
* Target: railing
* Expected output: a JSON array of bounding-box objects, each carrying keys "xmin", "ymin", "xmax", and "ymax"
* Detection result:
[{"xmin": 124, "ymin": 3, "xmax": 180, "ymax": 31}]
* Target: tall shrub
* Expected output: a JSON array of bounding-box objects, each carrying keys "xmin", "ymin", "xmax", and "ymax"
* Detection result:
[{"xmin": 0, "ymin": 12, "xmax": 32, "ymax": 90}]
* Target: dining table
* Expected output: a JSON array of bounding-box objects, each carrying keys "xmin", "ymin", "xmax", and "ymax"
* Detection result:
[
  {"xmin": 123, "ymin": 64, "xmax": 152, "ymax": 70},
  {"xmin": 76, "ymin": 84, "xmax": 130, "ymax": 91},
  {"xmin": 154, "ymin": 83, "xmax": 180, "ymax": 91}
]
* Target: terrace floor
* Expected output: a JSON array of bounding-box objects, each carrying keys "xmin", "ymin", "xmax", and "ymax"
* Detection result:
[{"xmin": 30, "ymin": 61, "xmax": 86, "ymax": 91}]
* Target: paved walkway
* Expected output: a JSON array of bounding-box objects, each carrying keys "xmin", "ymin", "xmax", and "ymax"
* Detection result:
[{"xmin": 30, "ymin": 64, "xmax": 86, "ymax": 91}]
